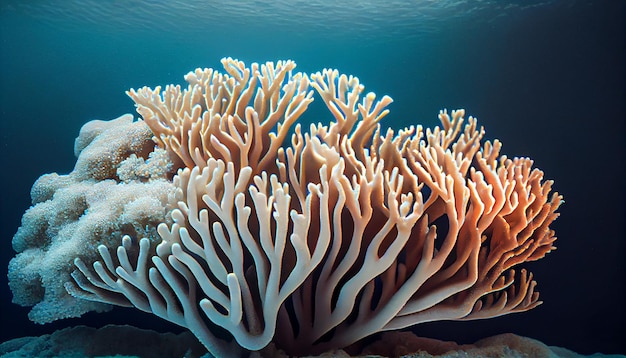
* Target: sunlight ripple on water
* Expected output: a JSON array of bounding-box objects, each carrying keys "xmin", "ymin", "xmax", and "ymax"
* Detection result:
[{"xmin": 5, "ymin": 0, "xmax": 560, "ymax": 40}]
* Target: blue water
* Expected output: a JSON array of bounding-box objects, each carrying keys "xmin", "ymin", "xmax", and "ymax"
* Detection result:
[{"xmin": 0, "ymin": 0, "xmax": 624, "ymax": 355}]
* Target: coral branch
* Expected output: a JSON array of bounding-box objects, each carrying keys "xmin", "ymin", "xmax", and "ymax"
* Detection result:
[{"xmin": 9, "ymin": 59, "xmax": 562, "ymax": 358}]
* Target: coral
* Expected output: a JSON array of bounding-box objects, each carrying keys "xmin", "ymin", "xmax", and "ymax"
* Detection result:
[
  {"xmin": 72, "ymin": 114, "xmax": 155, "ymax": 181},
  {"xmin": 9, "ymin": 115, "xmax": 177, "ymax": 324},
  {"xmin": 117, "ymin": 149, "xmax": 174, "ymax": 183},
  {"xmin": 10, "ymin": 59, "xmax": 562, "ymax": 357}
]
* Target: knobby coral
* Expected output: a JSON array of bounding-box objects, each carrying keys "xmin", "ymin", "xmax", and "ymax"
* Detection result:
[
  {"xmin": 11, "ymin": 58, "xmax": 562, "ymax": 357},
  {"xmin": 9, "ymin": 115, "xmax": 177, "ymax": 324}
]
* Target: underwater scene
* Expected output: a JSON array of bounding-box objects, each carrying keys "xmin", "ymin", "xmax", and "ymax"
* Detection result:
[{"xmin": 0, "ymin": 1, "xmax": 624, "ymax": 357}]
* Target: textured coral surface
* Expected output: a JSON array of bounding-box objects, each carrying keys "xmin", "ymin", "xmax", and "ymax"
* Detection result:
[{"xmin": 9, "ymin": 59, "xmax": 562, "ymax": 357}]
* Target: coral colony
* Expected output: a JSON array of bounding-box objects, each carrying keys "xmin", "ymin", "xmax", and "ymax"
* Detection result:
[{"xmin": 9, "ymin": 59, "xmax": 562, "ymax": 357}]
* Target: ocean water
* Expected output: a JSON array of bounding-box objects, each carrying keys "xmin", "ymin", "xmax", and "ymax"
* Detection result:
[{"xmin": 0, "ymin": 0, "xmax": 624, "ymax": 355}]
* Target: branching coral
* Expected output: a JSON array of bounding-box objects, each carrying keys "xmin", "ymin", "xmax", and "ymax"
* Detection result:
[{"xmin": 10, "ymin": 58, "xmax": 562, "ymax": 357}]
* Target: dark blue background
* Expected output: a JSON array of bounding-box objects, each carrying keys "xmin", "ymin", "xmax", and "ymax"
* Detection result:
[{"xmin": 1, "ymin": 1, "xmax": 624, "ymax": 355}]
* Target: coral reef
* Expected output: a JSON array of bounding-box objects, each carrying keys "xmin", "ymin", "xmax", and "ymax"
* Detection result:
[{"xmin": 9, "ymin": 59, "xmax": 562, "ymax": 357}]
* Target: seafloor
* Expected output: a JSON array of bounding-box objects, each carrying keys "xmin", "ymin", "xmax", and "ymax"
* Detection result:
[{"xmin": 0, "ymin": 325, "xmax": 622, "ymax": 358}]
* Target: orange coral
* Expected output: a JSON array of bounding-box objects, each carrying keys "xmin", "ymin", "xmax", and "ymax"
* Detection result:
[{"xmin": 69, "ymin": 59, "xmax": 562, "ymax": 357}]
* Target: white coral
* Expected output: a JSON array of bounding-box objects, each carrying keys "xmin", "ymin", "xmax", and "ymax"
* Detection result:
[{"xmin": 9, "ymin": 115, "xmax": 177, "ymax": 323}]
